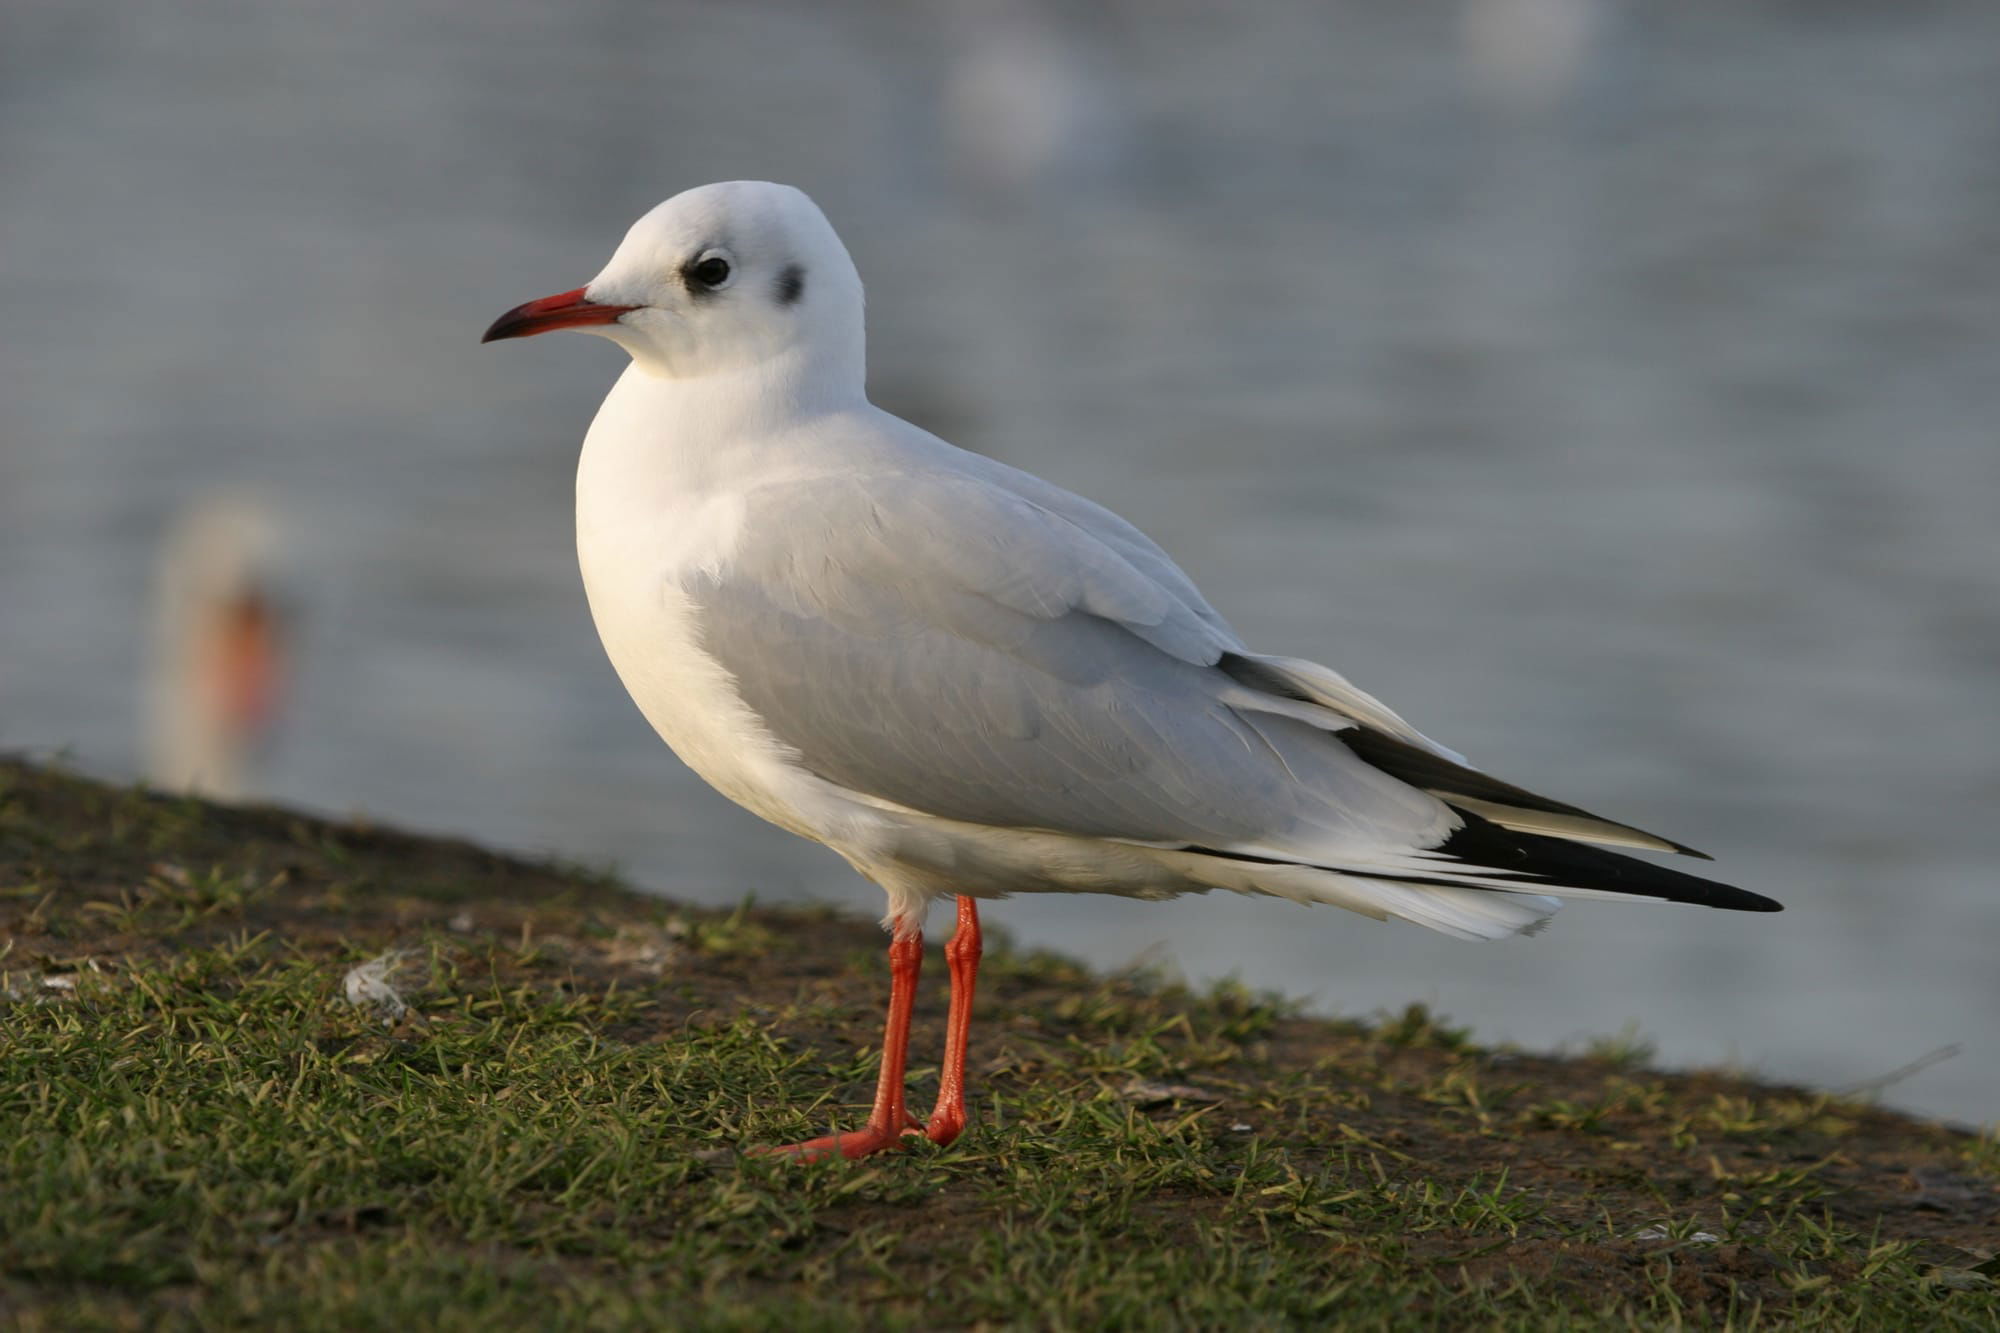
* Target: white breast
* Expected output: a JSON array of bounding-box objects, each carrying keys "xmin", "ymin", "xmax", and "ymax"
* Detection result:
[{"xmin": 573, "ymin": 375, "xmax": 832, "ymax": 844}]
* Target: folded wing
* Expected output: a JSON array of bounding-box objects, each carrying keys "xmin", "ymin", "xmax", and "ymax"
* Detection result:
[
  {"xmin": 694, "ymin": 473, "xmax": 1452, "ymax": 855},
  {"xmin": 688, "ymin": 469, "xmax": 1778, "ymax": 918}
]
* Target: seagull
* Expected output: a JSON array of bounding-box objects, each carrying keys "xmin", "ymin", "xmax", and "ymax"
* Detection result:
[{"xmin": 482, "ymin": 181, "xmax": 1781, "ymax": 1161}]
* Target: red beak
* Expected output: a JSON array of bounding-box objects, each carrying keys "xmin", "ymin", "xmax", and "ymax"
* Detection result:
[{"xmin": 481, "ymin": 287, "xmax": 638, "ymax": 343}]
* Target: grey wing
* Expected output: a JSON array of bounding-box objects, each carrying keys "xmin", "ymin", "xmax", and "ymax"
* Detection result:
[
  {"xmin": 690, "ymin": 474, "xmax": 1452, "ymax": 856},
  {"xmin": 940, "ymin": 445, "xmax": 1698, "ymax": 856},
  {"xmin": 941, "ymin": 442, "xmax": 1469, "ymax": 758},
  {"xmin": 940, "ymin": 445, "xmax": 1242, "ymax": 649}
]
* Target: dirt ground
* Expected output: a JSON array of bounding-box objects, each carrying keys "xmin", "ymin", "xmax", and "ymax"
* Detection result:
[{"xmin": 3, "ymin": 757, "xmax": 1995, "ymax": 1328}]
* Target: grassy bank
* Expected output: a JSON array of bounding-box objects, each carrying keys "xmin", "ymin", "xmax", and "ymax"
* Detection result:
[{"xmin": 1, "ymin": 758, "xmax": 1994, "ymax": 1329}]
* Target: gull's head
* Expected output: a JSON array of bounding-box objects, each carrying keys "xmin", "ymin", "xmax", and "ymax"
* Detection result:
[{"xmin": 482, "ymin": 181, "xmax": 864, "ymax": 383}]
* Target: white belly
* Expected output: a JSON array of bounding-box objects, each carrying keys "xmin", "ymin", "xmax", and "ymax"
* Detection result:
[{"xmin": 574, "ymin": 493, "xmax": 827, "ymax": 842}]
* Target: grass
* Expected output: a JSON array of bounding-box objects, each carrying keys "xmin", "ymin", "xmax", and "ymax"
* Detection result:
[{"xmin": 1, "ymin": 756, "xmax": 1995, "ymax": 1329}]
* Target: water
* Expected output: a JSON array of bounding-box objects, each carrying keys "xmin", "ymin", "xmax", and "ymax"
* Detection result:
[{"xmin": 4, "ymin": 0, "xmax": 1997, "ymax": 1124}]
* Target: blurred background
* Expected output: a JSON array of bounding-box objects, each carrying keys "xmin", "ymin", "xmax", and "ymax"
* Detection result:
[{"xmin": 3, "ymin": 0, "xmax": 1996, "ymax": 1124}]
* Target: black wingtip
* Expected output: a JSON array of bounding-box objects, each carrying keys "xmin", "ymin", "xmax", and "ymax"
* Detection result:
[
  {"xmin": 1298, "ymin": 712, "xmax": 1717, "ymax": 862},
  {"xmin": 1434, "ymin": 811, "xmax": 1783, "ymax": 913}
]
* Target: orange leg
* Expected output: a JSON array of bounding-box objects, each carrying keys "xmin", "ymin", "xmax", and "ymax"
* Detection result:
[
  {"xmin": 753, "ymin": 922, "xmax": 924, "ymax": 1162},
  {"xmin": 923, "ymin": 896, "xmax": 982, "ymax": 1146}
]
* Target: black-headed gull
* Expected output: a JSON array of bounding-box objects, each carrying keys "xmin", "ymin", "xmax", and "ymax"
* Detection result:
[{"xmin": 483, "ymin": 181, "xmax": 1780, "ymax": 1161}]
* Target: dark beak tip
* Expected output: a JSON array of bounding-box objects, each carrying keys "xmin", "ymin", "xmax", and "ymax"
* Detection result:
[
  {"xmin": 480, "ymin": 304, "xmax": 533, "ymax": 345},
  {"xmin": 479, "ymin": 288, "xmax": 631, "ymax": 345}
]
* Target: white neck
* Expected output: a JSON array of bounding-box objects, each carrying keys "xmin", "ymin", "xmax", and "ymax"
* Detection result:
[{"xmin": 577, "ymin": 349, "xmax": 868, "ymax": 512}]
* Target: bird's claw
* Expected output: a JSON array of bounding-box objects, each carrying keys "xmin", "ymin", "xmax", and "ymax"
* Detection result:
[{"xmin": 749, "ymin": 1123, "xmax": 915, "ymax": 1163}]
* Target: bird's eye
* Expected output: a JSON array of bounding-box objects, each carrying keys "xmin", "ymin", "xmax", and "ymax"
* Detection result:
[{"xmin": 688, "ymin": 251, "xmax": 734, "ymax": 291}]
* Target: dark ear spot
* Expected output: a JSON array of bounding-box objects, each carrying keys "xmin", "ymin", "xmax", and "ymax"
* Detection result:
[{"xmin": 775, "ymin": 264, "xmax": 805, "ymax": 307}]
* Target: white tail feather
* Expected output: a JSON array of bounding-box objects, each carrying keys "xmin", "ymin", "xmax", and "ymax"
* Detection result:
[
  {"xmin": 1441, "ymin": 796, "xmax": 1685, "ymax": 856},
  {"xmin": 1223, "ymin": 652, "xmax": 1469, "ymax": 762},
  {"xmin": 1146, "ymin": 848, "xmax": 1561, "ymax": 941}
]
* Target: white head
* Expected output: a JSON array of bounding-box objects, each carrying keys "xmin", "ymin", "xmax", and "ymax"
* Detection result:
[{"xmin": 483, "ymin": 181, "xmax": 865, "ymax": 388}]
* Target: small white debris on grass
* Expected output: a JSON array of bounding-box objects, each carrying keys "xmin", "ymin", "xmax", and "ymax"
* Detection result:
[
  {"xmin": 603, "ymin": 925, "xmax": 681, "ymax": 977},
  {"xmin": 1634, "ymin": 1225, "xmax": 1721, "ymax": 1244},
  {"xmin": 342, "ymin": 949, "xmax": 416, "ymax": 1020},
  {"xmin": 3, "ymin": 970, "xmax": 92, "ymax": 1005},
  {"xmin": 1119, "ymin": 1077, "xmax": 1224, "ymax": 1106}
]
